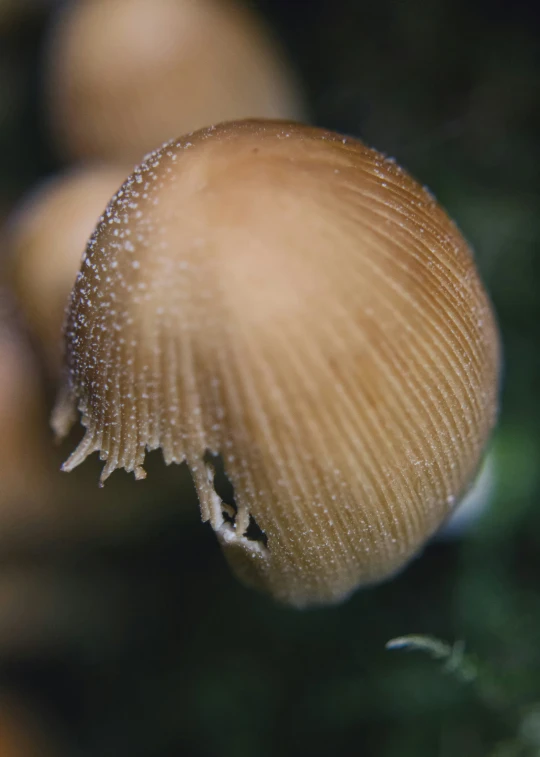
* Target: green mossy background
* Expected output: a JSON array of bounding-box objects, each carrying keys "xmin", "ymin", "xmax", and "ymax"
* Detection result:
[{"xmin": 0, "ymin": 0, "xmax": 539, "ymax": 755}]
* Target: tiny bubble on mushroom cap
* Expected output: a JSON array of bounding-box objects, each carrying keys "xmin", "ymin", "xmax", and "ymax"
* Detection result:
[{"xmin": 53, "ymin": 119, "xmax": 500, "ymax": 608}]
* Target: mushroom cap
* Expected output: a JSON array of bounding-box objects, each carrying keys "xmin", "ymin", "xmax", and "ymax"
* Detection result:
[
  {"xmin": 45, "ymin": 0, "xmax": 304, "ymax": 163},
  {"xmin": 6, "ymin": 166, "xmax": 127, "ymax": 374},
  {"xmin": 54, "ymin": 120, "xmax": 500, "ymax": 607}
]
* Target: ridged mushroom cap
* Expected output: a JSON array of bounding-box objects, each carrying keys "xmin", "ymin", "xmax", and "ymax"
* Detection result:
[
  {"xmin": 53, "ymin": 120, "xmax": 500, "ymax": 607},
  {"xmin": 45, "ymin": 0, "xmax": 304, "ymax": 163}
]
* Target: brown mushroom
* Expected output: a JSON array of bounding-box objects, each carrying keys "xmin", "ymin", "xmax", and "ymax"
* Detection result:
[
  {"xmin": 0, "ymin": 299, "xmax": 55, "ymax": 511},
  {"xmin": 53, "ymin": 119, "xmax": 500, "ymax": 607},
  {"xmin": 45, "ymin": 0, "xmax": 304, "ymax": 163}
]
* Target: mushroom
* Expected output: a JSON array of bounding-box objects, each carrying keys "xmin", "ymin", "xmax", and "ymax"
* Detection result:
[
  {"xmin": 53, "ymin": 120, "xmax": 500, "ymax": 607},
  {"xmin": 0, "ymin": 297, "xmax": 54, "ymax": 510},
  {"xmin": 45, "ymin": 0, "xmax": 304, "ymax": 163},
  {"xmin": 5, "ymin": 166, "xmax": 128, "ymax": 376}
]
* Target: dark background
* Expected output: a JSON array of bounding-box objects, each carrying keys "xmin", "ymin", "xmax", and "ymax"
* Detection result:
[{"xmin": 0, "ymin": 1, "xmax": 539, "ymax": 755}]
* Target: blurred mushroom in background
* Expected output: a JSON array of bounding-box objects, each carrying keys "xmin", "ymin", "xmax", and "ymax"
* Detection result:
[
  {"xmin": 45, "ymin": 0, "xmax": 305, "ymax": 164},
  {"xmin": 0, "ymin": 691, "xmax": 65, "ymax": 757},
  {"xmin": 4, "ymin": 166, "xmax": 128, "ymax": 378},
  {"xmin": 0, "ymin": 297, "xmax": 54, "ymax": 513}
]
